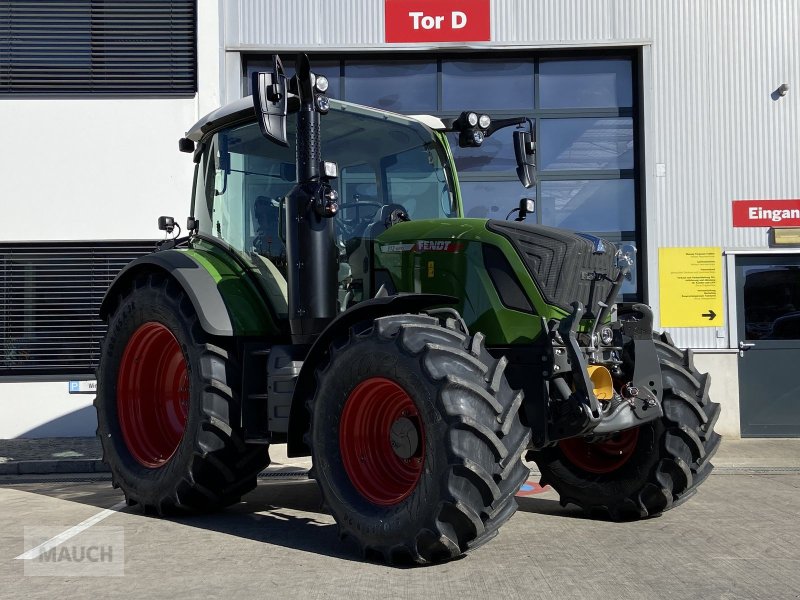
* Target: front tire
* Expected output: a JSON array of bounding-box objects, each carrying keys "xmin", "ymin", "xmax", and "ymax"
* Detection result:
[
  {"xmin": 95, "ymin": 273, "xmax": 269, "ymax": 513},
  {"xmin": 529, "ymin": 331, "xmax": 721, "ymax": 520},
  {"xmin": 310, "ymin": 314, "xmax": 531, "ymax": 565}
]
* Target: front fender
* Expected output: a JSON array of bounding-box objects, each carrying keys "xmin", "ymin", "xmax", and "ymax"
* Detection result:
[
  {"xmin": 286, "ymin": 293, "xmax": 457, "ymax": 457},
  {"xmin": 100, "ymin": 250, "xmax": 235, "ymax": 336}
]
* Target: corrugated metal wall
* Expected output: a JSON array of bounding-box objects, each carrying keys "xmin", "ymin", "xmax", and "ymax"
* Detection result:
[{"xmin": 226, "ymin": 0, "xmax": 800, "ymax": 349}]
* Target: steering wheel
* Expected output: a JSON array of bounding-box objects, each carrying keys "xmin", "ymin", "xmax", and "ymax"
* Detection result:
[
  {"xmin": 377, "ymin": 203, "xmax": 411, "ymax": 228},
  {"xmin": 335, "ymin": 200, "xmax": 384, "ymax": 238}
]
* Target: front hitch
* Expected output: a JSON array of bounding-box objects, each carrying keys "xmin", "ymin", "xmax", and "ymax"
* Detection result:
[
  {"xmin": 545, "ymin": 302, "xmax": 664, "ymax": 444},
  {"xmin": 615, "ymin": 303, "xmax": 664, "ymax": 419},
  {"xmin": 556, "ymin": 302, "xmax": 601, "ymax": 419}
]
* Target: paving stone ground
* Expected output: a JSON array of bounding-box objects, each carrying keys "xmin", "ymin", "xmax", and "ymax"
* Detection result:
[{"xmin": 1, "ymin": 437, "xmax": 798, "ymax": 470}]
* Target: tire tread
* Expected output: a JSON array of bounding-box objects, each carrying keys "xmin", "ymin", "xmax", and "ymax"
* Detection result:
[
  {"xmin": 95, "ymin": 274, "xmax": 270, "ymax": 514},
  {"xmin": 530, "ymin": 332, "xmax": 720, "ymax": 521},
  {"xmin": 313, "ymin": 314, "xmax": 530, "ymax": 565}
]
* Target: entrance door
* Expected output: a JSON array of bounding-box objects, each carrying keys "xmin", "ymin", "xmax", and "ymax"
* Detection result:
[{"xmin": 736, "ymin": 255, "xmax": 800, "ymax": 436}]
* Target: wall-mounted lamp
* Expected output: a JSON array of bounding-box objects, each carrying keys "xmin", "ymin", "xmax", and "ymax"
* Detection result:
[
  {"xmin": 770, "ymin": 227, "xmax": 800, "ymax": 247},
  {"xmin": 777, "ymin": 83, "xmax": 790, "ymax": 97}
]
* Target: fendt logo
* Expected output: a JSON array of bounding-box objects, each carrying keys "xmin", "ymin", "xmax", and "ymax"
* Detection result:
[
  {"xmin": 385, "ymin": 0, "xmax": 490, "ymax": 43},
  {"xmin": 732, "ymin": 199, "xmax": 800, "ymax": 227},
  {"xmin": 416, "ymin": 240, "xmax": 456, "ymax": 252},
  {"xmin": 380, "ymin": 241, "xmax": 463, "ymax": 253}
]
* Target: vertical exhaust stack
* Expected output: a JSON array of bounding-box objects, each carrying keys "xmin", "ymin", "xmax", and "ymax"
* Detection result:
[
  {"xmin": 253, "ymin": 54, "xmax": 339, "ymax": 344},
  {"xmin": 286, "ymin": 55, "xmax": 339, "ymax": 344}
]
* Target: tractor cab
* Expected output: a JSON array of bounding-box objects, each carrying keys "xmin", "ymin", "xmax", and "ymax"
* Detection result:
[{"xmin": 187, "ymin": 99, "xmax": 460, "ymax": 313}]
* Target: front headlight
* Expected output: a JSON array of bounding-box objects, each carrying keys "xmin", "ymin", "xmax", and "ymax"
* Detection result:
[{"xmin": 314, "ymin": 74, "xmax": 329, "ymax": 93}]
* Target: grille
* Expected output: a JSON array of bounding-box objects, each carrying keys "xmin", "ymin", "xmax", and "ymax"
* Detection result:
[{"xmin": 487, "ymin": 220, "xmax": 617, "ymax": 317}]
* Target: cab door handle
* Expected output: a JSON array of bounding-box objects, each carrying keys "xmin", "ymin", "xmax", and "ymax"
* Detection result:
[{"xmin": 738, "ymin": 341, "xmax": 755, "ymax": 357}]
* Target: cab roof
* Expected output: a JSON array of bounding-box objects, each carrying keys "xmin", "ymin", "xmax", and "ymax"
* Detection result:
[{"xmin": 185, "ymin": 95, "xmax": 447, "ymax": 142}]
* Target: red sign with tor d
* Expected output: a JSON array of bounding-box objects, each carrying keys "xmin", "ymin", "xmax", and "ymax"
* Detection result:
[
  {"xmin": 385, "ymin": 0, "xmax": 491, "ymax": 43},
  {"xmin": 732, "ymin": 199, "xmax": 800, "ymax": 227}
]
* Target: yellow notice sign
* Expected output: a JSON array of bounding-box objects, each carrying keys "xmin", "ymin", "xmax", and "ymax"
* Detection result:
[{"xmin": 659, "ymin": 247, "xmax": 724, "ymax": 327}]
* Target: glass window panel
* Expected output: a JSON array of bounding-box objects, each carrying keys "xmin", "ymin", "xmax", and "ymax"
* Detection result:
[
  {"xmin": 539, "ymin": 59, "xmax": 632, "ymax": 108},
  {"xmin": 447, "ymin": 132, "xmax": 518, "ymax": 173},
  {"xmin": 743, "ymin": 265, "xmax": 800, "ymax": 340},
  {"xmin": 386, "ymin": 147, "xmax": 453, "ymax": 219},
  {"xmin": 540, "ymin": 179, "xmax": 635, "ymax": 232},
  {"xmin": 540, "ymin": 118, "xmax": 634, "ymax": 170},
  {"xmin": 442, "ymin": 60, "xmax": 534, "ymax": 111},
  {"xmin": 344, "ymin": 61, "xmax": 436, "ymax": 111},
  {"xmin": 459, "ymin": 180, "xmax": 530, "ymax": 219}
]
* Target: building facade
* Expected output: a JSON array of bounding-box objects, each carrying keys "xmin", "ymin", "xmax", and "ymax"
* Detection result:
[{"xmin": 1, "ymin": 0, "xmax": 798, "ymax": 438}]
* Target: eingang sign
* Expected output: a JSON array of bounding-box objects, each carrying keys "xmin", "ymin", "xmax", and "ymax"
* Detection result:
[
  {"xmin": 385, "ymin": 0, "xmax": 490, "ymax": 43},
  {"xmin": 733, "ymin": 199, "xmax": 800, "ymax": 227}
]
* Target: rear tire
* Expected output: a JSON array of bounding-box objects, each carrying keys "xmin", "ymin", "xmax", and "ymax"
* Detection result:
[
  {"xmin": 529, "ymin": 331, "xmax": 721, "ymax": 520},
  {"xmin": 95, "ymin": 273, "xmax": 270, "ymax": 514},
  {"xmin": 310, "ymin": 314, "xmax": 531, "ymax": 564}
]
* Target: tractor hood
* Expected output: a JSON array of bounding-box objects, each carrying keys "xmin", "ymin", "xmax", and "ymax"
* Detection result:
[{"xmin": 375, "ymin": 218, "xmax": 618, "ymax": 337}]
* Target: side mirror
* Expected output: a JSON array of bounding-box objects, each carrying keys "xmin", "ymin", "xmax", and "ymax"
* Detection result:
[
  {"xmin": 178, "ymin": 138, "xmax": 194, "ymax": 153},
  {"xmin": 158, "ymin": 216, "xmax": 175, "ymax": 234},
  {"xmin": 513, "ymin": 130, "xmax": 536, "ymax": 189},
  {"xmin": 252, "ymin": 55, "xmax": 289, "ymax": 147},
  {"xmin": 516, "ymin": 197, "xmax": 535, "ymax": 221}
]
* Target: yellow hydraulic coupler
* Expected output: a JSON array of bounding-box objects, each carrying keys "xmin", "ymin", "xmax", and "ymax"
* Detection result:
[{"xmin": 587, "ymin": 365, "xmax": 614, "ymax": 401}]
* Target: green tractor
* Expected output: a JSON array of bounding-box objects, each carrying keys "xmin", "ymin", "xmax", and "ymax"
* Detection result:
[{"xmin": 95, "ymin": 55, "xmax": 720, "ymax": 564}]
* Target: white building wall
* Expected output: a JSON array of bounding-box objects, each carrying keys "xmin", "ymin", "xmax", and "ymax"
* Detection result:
[
  {"xmin": 0, "ymin": 1, "xmax": 224, "ymax": 438},
  {"xmin": 0, "ymin": 383, "xmax": 97, "ymax": 438},
  {"xmin": 645, "ymin": 0, "xmax": 799, "ymax": 351},
  {"xmin": 0, "ymin": 99, "xmax": 197, "ymax": 437},
  {"xmin": 0, "ymin": 99, "xmax": 198, "ymax": 242}
]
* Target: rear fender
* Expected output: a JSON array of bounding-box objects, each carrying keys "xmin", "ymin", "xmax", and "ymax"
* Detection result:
[{"xmin": 286, "ymin": 293, "xmax": 457, "ymax": 457}]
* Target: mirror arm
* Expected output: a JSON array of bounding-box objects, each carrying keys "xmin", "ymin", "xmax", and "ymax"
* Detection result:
[{"xmin": 485, "ymin": 116, "xmax": 527, "ymax": 137}]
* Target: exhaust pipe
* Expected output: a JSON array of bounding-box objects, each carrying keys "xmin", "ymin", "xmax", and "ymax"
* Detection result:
[{"xmin": 284, "ymin": 55, "xmax": 338, "ymax": 344}]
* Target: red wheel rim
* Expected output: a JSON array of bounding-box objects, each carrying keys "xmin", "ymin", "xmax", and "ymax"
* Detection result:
[
  {"xmin": 339, "ymin": 377, "xmax": 425, "ymax": 506},
  {"xmin": 559, "ymin": 428, "xmax": 641, "ymax": 474},
  {"xmin": 117, "ymin": 322, "xmax": 189, "ymax": 468}
]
